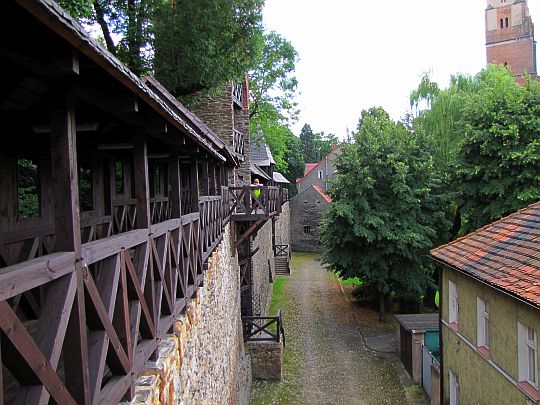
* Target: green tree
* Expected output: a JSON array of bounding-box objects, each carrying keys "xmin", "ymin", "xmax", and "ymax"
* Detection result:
[
  {"xmin": 320, "ymin": 107, "xmax": 450, "ymax": 320},
  {"xmin": 154, "ymin": 0, "xmax": 264, "ymax": 95},
  {"xmin": 249, "ymin": 31, "xmax": 299, "ymax": 123},
  {"xmin": 455, "ymin": 66, "xmax": 540, "ymax": 233},
  {"xmin": 61, "ymin": 0, "xmax": 264, "ymax": 93},
  {"xmin": 411, "ymin": 65, "xmax": 540, "ymax": 236},
  {"xmin": 300, "ymin": 124, "xmax": 318, "ymax": 162},
  {"xmin": 314, "ymin": 131, "xmax": 339, "ymax": 160}
]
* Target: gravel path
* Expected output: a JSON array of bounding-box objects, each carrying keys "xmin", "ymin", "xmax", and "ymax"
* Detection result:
[{"xmin": 251, "ymin": 253, "xmax": 409, "ymax": 405}]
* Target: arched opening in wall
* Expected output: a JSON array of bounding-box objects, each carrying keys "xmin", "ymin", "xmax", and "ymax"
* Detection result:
[
  {"xmin": 500, "ymin": 19, "xmax": 504, "ymax": 29},
  {"xmin": 505, "ymin": 17, "xmax": 509, "ymax": 28}
]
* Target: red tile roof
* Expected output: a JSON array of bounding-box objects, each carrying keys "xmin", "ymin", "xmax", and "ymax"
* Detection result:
[
  {"xmin": 313, "ymin": 185, "xmax": 332, "ymax": 203},
  {"xmin": 430, "ymin": 201, "xmax": 540, "ymax": 308},
  {"xmin": 301, "ymin": 145, "xmax": 341, "ymax": 179},
  {"xmin": 304, "ymin": 163, "xmax": 318, "ymax": 176}
]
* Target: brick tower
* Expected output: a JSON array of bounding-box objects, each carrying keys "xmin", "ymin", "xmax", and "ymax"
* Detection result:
[{"xmin": 486, "ymin": 0, "xmax": 537, "ymax": 81}]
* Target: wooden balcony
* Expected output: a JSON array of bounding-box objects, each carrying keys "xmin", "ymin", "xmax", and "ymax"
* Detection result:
[
  {"xmin": 0, "ymin": 193, "xmax": 227, "ymax": 404},
  {"xmin": 225, "ymin": 186, "xmax": 282, "ymax": 222}
]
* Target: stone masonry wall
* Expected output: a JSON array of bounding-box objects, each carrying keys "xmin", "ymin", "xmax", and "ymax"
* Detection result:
[
  {"xmin": 290, "ymin": 187, "xmax": 329, "ymax": 252},
  {"xmin": 251, "ymin": 218, "xmax": 274, "ymax": 316},
  {"xmin": 274, "ymin": 202, "xmax": 290, "ymax": 248},
  {"xmin": 246, "ymin": 341, "xmax": 283, "ymax": 381},
  {"xmin": 190, "ymin": 84, "xmax": 251, "ymax": 186},
  {"xmin": 130, "ymin": 224, "xmax": 251, "ymax": 405}
]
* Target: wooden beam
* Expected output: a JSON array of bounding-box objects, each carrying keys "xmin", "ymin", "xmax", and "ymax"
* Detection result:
[
  {"xmin": 50, "ymin": 94, "xmax": 81, "ymax": 254},
  {"xmin": 133, "ymin": 132, "xmax": 151, "ymax": 229},
  {"xmin": 97, "ymin": 143, "xmax": 134, "ymax": 150},
  {"xmin": 190, "ymin": 156, "xmax": 200, "ymax": 213},
  {"xmin": 0, "ymin": 302, "xmax": 77, "ymax": 404},
  {"xmin": 33, "ymin": 122, "xmax": 99, "ymax": 133},
  {"xmin": 50, "ymin": 93, "xmax": 90, "ymax": 404},
  {"xmin": 169, "ymin": 151, "xmax": 182, "ymax": 218}
]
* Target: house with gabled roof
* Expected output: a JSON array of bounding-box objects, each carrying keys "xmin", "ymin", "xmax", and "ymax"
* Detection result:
[
  {"xmin": 430, "ymin": 201, "xmax": 540, "ymax": 405},
  {"xmin": 296, "ymin": 145, "xmax": 341, "ymax": 193},
  {"xmin": 290, "ymin": 147, "xmax": 339, "ymax": 252}
]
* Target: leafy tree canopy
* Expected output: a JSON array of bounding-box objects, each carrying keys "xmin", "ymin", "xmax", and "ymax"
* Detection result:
[
  {"xmin": 411, "ymin": 65, "xmax": 540, "ymax": 235},
  {"xmin": 320, "ymin": 107, "xmax": 450, "ymax": 318},
  {"xmin": 249, "ymin": 31, "xmax": 299, "ymax": 123},
  {"xmin": 155, "ymin": 0, "xmax": 264, "ymax": 95},
  {"xmin": 61, "ymin": 0, "xmax": 264, "ymax": 94},
  {"xmin": 454, "ymin": 66, "xmax": 540, "ymax": 233}
]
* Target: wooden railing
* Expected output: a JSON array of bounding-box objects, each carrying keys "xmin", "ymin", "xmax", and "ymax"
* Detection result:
[
  {"xmin": 150, "ymin": 196, "xmax": 172, "ymax": 224},
  {"xmin": 199, "ymin": 196, "xmax": 224, "ymax": 264},
  {"xmin": 233, "ymin": 129, "xmax": 244, "ymax": 156},
  {"xmin": 275, "ymin": 244, "xmax": 289, "ymax": 257},
  {"xmin": 0, "ymin": 196, "xmax": 236, "ymax": 403},
  {"xmin": 242, "ymin": 310, "xmax": 285, "ymax": 345},
  {"xmin": 226, "ymin": 186, "xmax": 281, "ymax": 220},
  {"xmin": 232, "ymin": 83, "xmax": 243, "ymax": 108},
  {"xmin": 112, "ymin": 198, "xmax": 138, "ymax": 234},
  {"xmin": 280, "ymin": 188, "xmax": 289, "ymax": 203}
]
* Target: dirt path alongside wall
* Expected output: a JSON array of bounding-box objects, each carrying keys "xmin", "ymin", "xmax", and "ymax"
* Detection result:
[{"xmin": 251, "ymin": 253, "xmax": 416, "ymax": 404}]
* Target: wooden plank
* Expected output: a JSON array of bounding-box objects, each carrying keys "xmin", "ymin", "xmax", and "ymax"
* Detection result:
[
  {"xmin": 50, "ymin": 96, "xmax": 82, "ymax": 255},
  {"xmin": 81, "ymin": 229, "xmax": 147, "ymax": 264},
  {"xmin": 17, "ymin": 272, "xmax": 77, "ymax": 405},
  {"xmin": 87, "ymin": 254, "xmax": 120, "ymax": 397},
  {"xmin": 64, "ymin": 266, "xmax": 91, "ymax": 404},
  {"xmin": 83, "ymin": 270, "xmax": 130, "ymax": 374},
  {"xmin": 96, "ymin": 339, "xmax": 157, "ymax": 404},
  {"xmin": 190, "ymin": 156, "xmax": 200, "ymax": 213},
  {"xmin": 0, "ymin": 302, "xmax": 76, "ymax": 404},
  {"xmin": 169, "ymin": 152, "xmax": 182, "ymax": 218},
  {"xmin": 133, "ymin": 132, "xmax": 151, "ymax": 229},
  {"xmin": 0, "ymin": 252, "xmax": 75, "ymax": 301}
]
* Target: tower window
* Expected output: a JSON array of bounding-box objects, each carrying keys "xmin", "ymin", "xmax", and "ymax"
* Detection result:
[
  {"xmin": 500, "ymin": 19, "xmax": 504, "ymax": 29},
  {"xmin": 505, "ymin": 17, "xmax": 509, "ymax": 28}
]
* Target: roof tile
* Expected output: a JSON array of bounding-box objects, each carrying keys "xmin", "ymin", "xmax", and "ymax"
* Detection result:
[{"xmin": 431, "ymin": 201, "xmax": 540, "ymax": 308}]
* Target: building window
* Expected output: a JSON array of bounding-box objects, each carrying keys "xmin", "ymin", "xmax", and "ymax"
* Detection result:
[
  {"xmin": 317, "ymin": 170, "xmax": 323, "ymax": 179},
  {"xmin": 449, "ymin": 280, "xmax": 458, "ymax": 324},
  {"xmin": 115, "ymin": 159, "xmax": 124, "ymax": 194},
  {"xmin": 17, "ymin": 158, "xmax": 41, "ymax": 219},
  {"xmin": 449, "ymin": 370, "xmax": 460, "ymax": 405},
  {"xmin": 500, "ymin": 18, "xmax": 504, "ymax": 29},
  {"xmin": 519, "ymin": 322, "xmax": 538, "ymax": 387},
  {"xmin": 505, "ymin": 17, "xmax": 509, "ymax": 28},
  {"xmin": 477, "ymin": 297, "xmax": 489, "ymax": 348},
  {"xmin": 303, "ymin": 226, "xmax": 311, "ymax": 234},
  {"xmin": 78, "ymin": 161, "xmax": 94, "ymax": 212}
]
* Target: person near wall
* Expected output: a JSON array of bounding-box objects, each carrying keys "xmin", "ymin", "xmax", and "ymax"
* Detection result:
[{"xmin": 251, "ymin": 178, "xmax": 262, "ymax": 213}]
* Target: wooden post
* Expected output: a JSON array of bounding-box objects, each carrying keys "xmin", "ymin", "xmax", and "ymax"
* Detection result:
[
  {"xmin": 190, "ymin": 155, "xmax": 200, "ymax": 213},
  {"xmin": 169, "ymin": 151, "xmax": 181, "ymax": 218},
  {"xmin": 216, "ymin": 164, "xmax": 223, "ymax": 195},
  {"xmin": 50, "ymin": 95, "xmax": 90, "ymax": 404},
  {"xmin": 133, "ymin": 132, "xmax": 151, "ymax": 229},
  {"xmin": 200, "ymin": 159, "xmax": 209, "ymax": 197}
]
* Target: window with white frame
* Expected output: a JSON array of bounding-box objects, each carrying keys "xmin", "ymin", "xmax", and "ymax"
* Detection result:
[
  {"xmin": 449, "ymin": 370, "xmax": 460, "ymax": 405},
  {"xmin": 449, "ymin": 280, "xmax": 458, "ymax": 324},
  {"xmin": 477, "ymin": 297, "xmax": 489, "ymax": 348},
  {"xmin": 317, "ymin": 170, "xmax": 323, "ymax": 179},
  {"xmin": 518, "ymin": 322, "xmax": 538, "ymax": 387}
]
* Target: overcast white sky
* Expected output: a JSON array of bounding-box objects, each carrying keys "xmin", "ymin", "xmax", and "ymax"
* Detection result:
[{"xmin": 263, "ymin": 0, "xmax": 540, "ymax": 138}]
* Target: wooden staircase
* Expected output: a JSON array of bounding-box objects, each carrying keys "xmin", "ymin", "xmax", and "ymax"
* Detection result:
[{"xmin": 275, "ymin": 256, "xmax": 290, "ymax": 276}]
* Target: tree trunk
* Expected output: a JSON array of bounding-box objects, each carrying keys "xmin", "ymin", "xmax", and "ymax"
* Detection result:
[
  {"xmin": 378, "ymin": 292, "xmax": 386, "ymax": 322},
  {"xmin": 450, "ymin": 202, "xmax": 464, "ymax": 240},
  {"xmin": 93, "ymin": 1, "xmax": 116, "ymax": 54}
]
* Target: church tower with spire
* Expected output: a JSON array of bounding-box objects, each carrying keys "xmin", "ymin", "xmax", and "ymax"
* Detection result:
[{"xmin": 486, "ymin": 0, "xmax": 537, "ymax": 81}]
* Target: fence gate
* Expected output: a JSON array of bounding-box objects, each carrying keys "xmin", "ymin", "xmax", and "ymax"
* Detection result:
[{"xmin": 422, "ymin": 344, "xmax": 439, "ymax": 398}]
